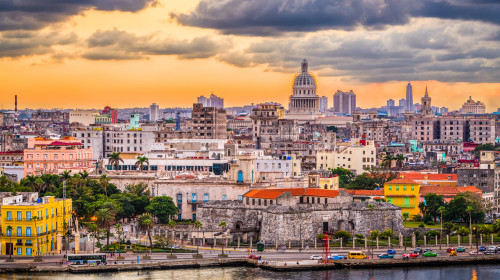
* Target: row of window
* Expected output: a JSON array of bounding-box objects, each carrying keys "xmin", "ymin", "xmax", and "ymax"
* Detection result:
[
  {"xmin": 5, "ymin": 224, "xmax": 57, "ymax": 237},
  {"xmin": 387, "ymin": 185, "xmax": 415, "ymax": 191}
]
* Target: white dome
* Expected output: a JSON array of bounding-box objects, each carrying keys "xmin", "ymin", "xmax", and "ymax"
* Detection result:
[{"xmin": 293, "ymin": 59, "xmax": 317, "ymax": 96}]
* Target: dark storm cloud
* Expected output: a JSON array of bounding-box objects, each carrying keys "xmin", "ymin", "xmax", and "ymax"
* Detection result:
[
  {"xmin": 172, "ymin": 0, "xmax": 500, "ymax": 35},
  {"xmin": 0, "ymin": 0, "xmax": 158, "ymax": 31},
  {"xmin": 0, "ymin": 30, "xmax": 77, "ymax": 58},
  {"xmin": 83, "ymin": 29, "xmax": 230, "ymax": 60}
]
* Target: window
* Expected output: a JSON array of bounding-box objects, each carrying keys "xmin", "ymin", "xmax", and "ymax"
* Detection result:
[
  {"xmin": 192, "ymin": 193, "xmax": 197, "ymax": 203},
  {"xmin": 403, "ymin": 185, "xmax": 407, "ymax": 191},
  {"xmin": 26, "ymin": 248, "xmax": 32, "ymax": 256},
  {"xmin": 396, "ymin": 186, "xmax": 399, "ymax": 191},
  {"xmin": 6, "ymin": 211, "xmax": 12, "ymax": 221},
  {"xmin": 6, "ymin": 227, "xmax": 12, "ymax": 236},
  {"xmin": 176, "ymin": 194, "xmax": 182, "ymax": 203},
  {"xmin": 387, "ymin": 198, "xmax": 393, "ymax": 204},
  {"xmin": 404, "ymin": 197, "xmax": 410, "ymax": 206},
  {"xmin": 388, "ymin": 185, "xmax": 392, "ymax": 191},
  {"xmin": 411, "ymin": 185, "xmax": 414, "ymax": 191},
  {"xmin": 26, "ymin": 227, "xmax": 31, "ymax": 237},
  {"xmin": 17, "ymin": 211, "xmax": 22, "ymax": 221},
  {"xmin": 17, "ymin": 226, "xmax": 22, "ymax": 237},
  {"xmin": 204, "ymin": 193, "xmax": 209, "ymax": 202},
  {"xmin": 222, "ymin": 195, "xmax": 227, "ymax": 200},
  {"xmin": 17, "ymin": 247, "xmax": 22, "ymax": 256},
  {"xmin": 238, "ymin": 195, "xmax": 243, "ymax": 201}
]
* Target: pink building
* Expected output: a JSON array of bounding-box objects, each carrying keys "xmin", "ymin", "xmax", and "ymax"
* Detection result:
[{"xmin": 24, "ymin": 137, "xmax": 94, "ymax": 176}]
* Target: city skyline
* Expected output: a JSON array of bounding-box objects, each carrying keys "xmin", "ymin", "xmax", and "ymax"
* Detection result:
[{"xmin": 1, "ymin": 1, "xmax": 500, "ymax": 111}]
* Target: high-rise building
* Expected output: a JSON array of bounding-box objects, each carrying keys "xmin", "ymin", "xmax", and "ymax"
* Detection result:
[
  {"xmin": 406, "ymin": 82, "xmax": 413, "ymax": 111},
  {"xmin": 461, "ymin": 96, "xmax": 486, "ymax": 114},
  {"xmin": 197, "ymin": 94, "xmax": 224, "ymax": 109},
  {"xmin": 319, "ymin": 96, "xmax": 328, "ymax": 113},
  {"xmin": 192, "ymin": 103, "xmax": 227, "ymax": 139},
  {"xmin": 387, "ymin": 99, "xmax": 395, "ymax": 107},
  {"xmin": 150, "ymin": 103, "xmax": 160, "ymax": 121},
  {"xmin": 333, "ymin": 90, "xmax": 356, "ymax": 115},
  {"xmin": 288, "ymin": 59, "xmax": 320, "ymax": 115},
  {"xmin": 398, "ymin": 98, "xmax": 406, "ymax": 108},
  {"xmin": 420, "ymin": 86, "xmax": 433, "ymax": 116}
]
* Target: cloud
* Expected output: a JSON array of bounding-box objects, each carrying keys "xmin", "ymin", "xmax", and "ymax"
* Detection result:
[
  {"xmin": 216, "ymin": 19, "xmax": 500, "ymax": 83},
  {"xmin": 172, "ymin": 0, "xmax": 500, "ymax": 36},
  {"xmin": 0, "ymin": 30, "xmax": 78, "ymax": 58},
  {"xmin": 0, "ymin": 0, "xmax": 158, "ymax": 31},
  {"xmin": 83, "ymin": 29, "xmax": 231, "ymax": 60}
]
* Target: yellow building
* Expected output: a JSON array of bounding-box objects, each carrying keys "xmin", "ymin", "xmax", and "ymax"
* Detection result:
[
  {"xmin": 384, "ymin": 179, "xmax": 421, "ymax": 218},
  {"xmin": 1, "ymin": 195, "xmax": 72, "ymax": 257}
]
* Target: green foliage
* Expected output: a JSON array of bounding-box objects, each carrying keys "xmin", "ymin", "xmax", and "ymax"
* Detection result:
[
  {"xmin": 334, "ymin": 230, "xmax": 352, "ymax": 242},
  {"xmin": 347, "ymin": 173, "xmax": 379, "ymax": 190},
  {"xmin": 425, "ymin": 230, "xmax": 440, "ymax": 238},
  {"xmin": 444, "ymin": 192, "xmax": 485, "ymax": 223},
  {"xmin": 418, "ymin": 193, "xmax": 445, "ymax": 222},
  {"xmin": 329, "ymin": 167, "xmax": 354, "ymax": 188},
  {"xmin": 326, "ymin": 126, "xmax": 338, "ymax": 133},
  {"xmin": 418, "ymin": 223, "xmax": 425, "ymax": 228},
  {"xmin": 369, "ymin": 230, "xmax": 380, "ymax": 239},
  {"xmin": 457, "ymin": 227, "xmax": 470, "ymax": 237},
  {"xmin": 473, "ymin": 143, "xmax": 497, "ymax": 155},
  {"xmin": 145, "ymin": 196, "xmax": 178, "ymax": 224},
  {"xmin": 443, "ymin": 222, "xmax": 454, "ymax": 235},
  {"xmin": 380, "ymin": 229, "xmax": 393, "ymax": 239}
]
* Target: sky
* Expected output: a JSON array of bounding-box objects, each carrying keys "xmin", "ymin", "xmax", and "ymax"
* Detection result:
[{"xmin": 1, "ymin": 0, "xmax": 500, "ymax": 112}]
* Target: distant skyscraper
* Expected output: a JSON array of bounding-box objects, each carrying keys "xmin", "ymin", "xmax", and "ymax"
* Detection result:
[
  {"xmin": 398, "ymin": 98, "xmax": 406, "ymax": 108},
  {"xmin": 333, "ymin": 90, "xmax": 356, "ymax": 115},
  {"xmin": 319, "ymin": 96, "xmax": 328, "ymax": 113},
  {"xmin": 387, "ymin": 99, "xmax": 395, "ymax": 107},
  {"xmin": 150, "ymin": 103, "xmax": 159, "ymax": 121},
  {"xmin": 197, "ymin": 94, "xmax": 224, "ymax": 109},
  {"xmin": 406, "ymin": 82, "xmax": 413, "ymax": 111}
]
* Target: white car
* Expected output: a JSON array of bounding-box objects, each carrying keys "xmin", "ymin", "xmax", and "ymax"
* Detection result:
[{"xmin": 309, "ymin": 255, "xmax": 322, "ymax": 260}]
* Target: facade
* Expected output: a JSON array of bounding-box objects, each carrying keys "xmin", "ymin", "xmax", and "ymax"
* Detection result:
[
  {"xmin": 255, "ymin": 155, "xmax": 301, "ymax": 178},
  {"xmin": 197, "ymin": 94, "xmax": 224, "ymax": 109},
  {"xmin": 69, "ymin": 110, "xmax": 99, "ymax": 126},
  {"xmin": 333, "ymin": 90, "xmax": 356, "ymax": 115},
  {"xmin": 191, "ymin": 103, "xmax": 227, "ymax": 139},
  {"xmin": 250, "ymin": 103, "xmax": 285, "ymax": 150},
  {"xmin": 102, "ymin": 106, "xmax": 118, "ymax": 124},
  {"xmin": 406, "ymin": 82, "xmax": 413, "ymax": 111},
  {"xmin": 461, "ymin": 96, "xmax": 486, "ymax": 114},
  {"xmin": 316, "ymin": 140, "xmax": 377, "ymax": 175},
  {"xmin": 288, "ymin": 59, "xmax": 320, "ymax": 115},
  {"xmin": 319, "ymin": 96, "xmax": 328, "ymax": 113},
  {"xmin": 1, "ymin": 194, "xmax": 73, "ymax": 256},
  {"xmin": 150, "ymin": 103, "xmax": 160, "ymax": 121},
  {"xmin": 23, "ymin": 137, "xmax": 93, "ymax": 176},
  {"xmin": 384, "ymin": 179, "xmax": 421, "ymax": 218},
  {"xmin": 0, "ymin": 151, "xmax": 23, "ymax": 167}
]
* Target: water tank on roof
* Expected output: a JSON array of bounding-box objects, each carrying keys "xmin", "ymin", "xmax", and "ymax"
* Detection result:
[{"xmin": 36, "ymin": 198, "xmax": 41, "ymax": 203}]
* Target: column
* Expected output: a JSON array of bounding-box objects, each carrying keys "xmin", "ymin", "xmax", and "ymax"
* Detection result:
[
  {"xmin": 435, "ymin": 235, "xmax": 438, "ymax": 246},
  {"xmin": 288, "ymin": 240, "xmax": 291, "ymax": 249},
  {"xmin": 399, "ymin": 234, "xmax": 403, "ymax": 247},
  {"xmin": 250, "ymin": 237, "xmax": 253, "ymax": 248},
  {"xmin": 469, "ymin": 234, "xmax": 472, "ymax": 248},
  {"xmin": 492, "ymin": 234, "xmax": 494, "ymax": 245},
  {"xmin": 458, "ymin": 235, "xmax": 460, "ymax": 247},
  {"xmin": 424, "ymin": 235, "xmax": 426, "ymax": 247},
  {"xmin": 340, "ymin": 238, "xmax": 342, "ymax": 249},
  {"xmin": 480, "ymin": 234, "xmax": 483, "ymax": 245},
  {"xmin": 301, "ymin": 239, "xmax": 304, "ymax": 249},
  {"xmin": 376, "ymin": 237, "xmax": 379, "ymax": 249},
  {"xmin": 364, "ymin": 237, "xmax": 367, "ymax": 249},
  {"xmin": 353, "ymin": 238, "xmax": 356, "ymax": 249},
  {"xmin": 74, "ymin": 234, "xmax": 80, "ymax": 254},
  {"xmin": 388, "ymin": 237, "xmax": 391, "ymax": 248},
  {"xmin": 411, "ymin": 233, "xmax": 416, "ymax": 248},
  {"xmin": 237, "ymin": 237, "xmax": 240, "ymax": 249},
  {"xmin": 446, "ymin": 235, "xmax": 449, "ymax": 247},
  {"xmin": 56, "ymin": 234, "xmax": 62, "ymax": 254},
  {"xmin": 315, "ymin": 238, "xmax": 317, "ymax": 249}
]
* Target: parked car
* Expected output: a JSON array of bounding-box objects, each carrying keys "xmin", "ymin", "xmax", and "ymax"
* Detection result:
[
  {"xmin": 403, "ymin": 252, "xmax": 419, "ymax": 259},
  {"xmin": 496, "ymin": 246, "xmax": 500, "ymax": 253},
  {"xmin": 387, "ymin": 249, "xmax": 397, "ymax": 255},
  {"xmin": 456, "ymin": 247, "xmax": 466, "ymax": 252},
  {"xmin": 423, "ymin": 248, "xmax": 433, "ymax": 253},
  {"xmin": 487, "ymin": 246, "xmax": 497, "ymax": 252},
  {"xmin": 446, "ymin": 248, "xmax": 455, "ymax": 253},
  {"xmin": 310, "ymin": 255, "xmax": 322, "ymax": 260},
  {"xmin": 423, "ymin": 251, "xmax": 438, "ymax": 257},
  {"xmin": 469, "ymin": 251, "xmax": 483, "ymax": 256},
  {"xmin": 479, "ymin": 246, "xmax": 486, "ymax": 252},
  {"xmin": 414, "ymin": 247, "xmax": 422, "ymax": 254},
  {"xmin": 328, "ymin": 254, "xmax": 344, "ymax": 260},
  {"xmin": 378, "ymin": 253, "xmax": 395, "ymax": 259},
  {"xmin": 485, "ymin": 249, "xmax": 496, "ymax": 255}
]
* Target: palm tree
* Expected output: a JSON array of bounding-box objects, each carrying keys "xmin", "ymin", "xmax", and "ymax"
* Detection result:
[
  {"xmin": 395, "ymin": 154, "xmax": 406, "ymax": 169},
  {"xmin": 138, "ymin": 214, "xmax": 154, "ymax": 254},
  {"xmin": 99, "ymin": 175, "xmax": 110, "ymax": 197},
  {"xmin": 194, "ymin": 221, "xmax": 202, "ymax": 255},
  {"xmin": 87, "ymin": 222, "xmax": 98, "ymax": 253},
  {"xmin": 403, "ymin": 212, "xmax": 409, "ymax": 222},
  {"xmin": 60, "ymin": 171, "xmax": 72, "ymax": 182},
  {"xmin": 115, "ymin": 223, "xmax": 124, "ymax": 257},
  {"xmin": 108, "ymin": 152, "xmax": 124, "ymax": 172},
  {"xmin": 382, "ymin": 154, "xmax": 394, "ymax": 169},
  {"xmin": 95, "ymin": 207, "xmax": 116, "ymax": 249},
  {"xmin": 438, "ymin": 206, "xmax": 445, "ymax": 250},
  {"xmin": 21, "ymin": 175, "xmax": 37, "ymax": 190},
  {"xmin": 219, "ymin": 221, "xmax": 227, "ymax": 256},
  {"xmin": 6, "ymin": 225, "xmax": 13, "ymax": 260},
  {"xmin": 466, "ymin": 206, "xmax": 473, "ymax": 233},
  {"xmin": 79, "ymin": 170, "xmax": 89, "ymax": 180},
  {"xmin": 168, "ymin": 220, "xmax": 177, "ymax": 256},
  {"xmin": 135, "ymin": 156, "xmax": 150, "ymax": 172}
]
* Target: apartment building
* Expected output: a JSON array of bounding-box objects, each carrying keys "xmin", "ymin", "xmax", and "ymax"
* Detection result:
[{"xmin": 191, "ymin": 103, "xmax": 227, "ymax": 139}]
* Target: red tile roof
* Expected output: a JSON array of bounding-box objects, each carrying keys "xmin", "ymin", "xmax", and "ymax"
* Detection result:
[
  {"xmin": 304, "ymin": 189, "xmax": 339, "ymax": 198},
  {"xmin": 457, "ymin": 186, "xmax": 482, "ymax": 194},
  {"xmin": 419, "ymin": 185, "xmax": 482, "ymax": 196},
  {"xmin": 344, "ymin": 189, "xmax": 384, "ymax": 196},
  {"xmin": 399, "ymin": 172, "xmax": 457, "ymax": 181},
  {"xmin": 385, "ymin": 179, "xmax": 419, "ymax": 185},
  {"xmin": 46, "ymin": 141, "xmax": 83, "ymax": 146}
]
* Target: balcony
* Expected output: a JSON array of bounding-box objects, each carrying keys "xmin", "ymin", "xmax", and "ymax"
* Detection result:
[
  {"xmin": 16, "ymin": 242, "xmax": 23, "ymax": 246},
  {"xmin": 25, "ymin": 243, "xmax": 33, "ymax": 246}
]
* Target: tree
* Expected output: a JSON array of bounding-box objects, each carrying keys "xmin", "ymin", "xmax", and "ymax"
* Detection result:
[
  {"xmin": 61, "ymin": 171, "xmax": 72, "ymax": 182},
  {"xmin": 347, "ymin": 173, "xmax": 379, "ymax": 190},
  {"xmin": 95, "ymin": 206, "xmax": 117, "ymax": 249},
  {"xmin": 380, "ymin": 229, "xmax": 393, "ymax": 239},
  {"xmin": 219, "ymin": 221, "xmax": 227, "ymax": 256},
  {"xmin": 334, "ymin": 230, "xmax": 352, "ymax": 242},
  {"xmin": 168, "ymin": 220, "xmax": 177, "ymax": 256},
  {"xmin": 145, "ymin": 196, "xmax": 178, "ymax": 224},
  {"xmin": 86, "ymin": 222, "xmax": 98, "ymax": 253},
  {"xmin": 138, "ymin": 214, "xmax": 154, "ymax": 254},
  {"xmin": 439, "ymin": 206, "xmax": 445, "ymax": 249},
  {"xmin": 6, "ymin": 225, "xmax": 13, "ymax": 260},
  {"xmin": 135, "ymin": 156, "xmax": 150, "ymax": 172},
  {"xmin": 466, "ymin": 205, "xmax": 473, "ymax": 236},
  {"xmin": 382, "ymin": 154, "xmax": 394, "ymax": 169},
  {"xmin": 329, "ymin": 167, "xmax": 354, "ymax": 188},
  {"xmin": 457, "ymin": 227, "xmax": 470, "ymax": 237},
  {"xmin": 443, "ymin": 222, "xmax": 454, "ymax": 236},
  {"xmin": 473, "ymin": 143, "xmax": 497, "ymax": 155},
  {"xmin": 194, "ymin": 221, "xmax": 202, "ymax": 255},
  {"xmin": 115, "ymin": 223, "xmax": 124, "ymax": 257},
  {"xmin": 99, "ymin": 175, "xmax": 110, "ymax": 197},
  {"xmin": 326, "ymin": 126, "xmax": 338, "ymax": 133},
  {"xmin": 426, "ymin": 230, "xmax": 440, "ymax": 239},
  {"xmin": 418, "ymin": 193, "xmax": 445, "ymax": 222},
  {"xmin": 369, "ymin": 230, "xmax": 380, "ymax": 240},
  {"xmin": 394, "ymin": 154, "xmax": 406, "ymax": 169},
  {"xmin": 403, "ymin": 212, "xmax": 410, "ymax": 222},
  {"xmin": 108, "ymin": 152, "xmax": 124, "ymax": 171}
]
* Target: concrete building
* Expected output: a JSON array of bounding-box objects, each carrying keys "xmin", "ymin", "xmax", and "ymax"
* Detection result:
[
  {"xmin": 250, "ymin": 103, "xmax": 286, "ymax": 150},
  {"xmin": 333, "ymin": 90, "xmax": 356, "ymax": 115},
  {"xmin": 316, "ymin": 140, "xmax": 377, "ymax": 175},
  {"xmin": 69, "ymin": 110, "xmax": 99, "ymax": 126},
  {"xmin": 457, "ymin": 151, "xmax": 498, "ymax": 193},
  {"xmin": 191, "ymin": 103, "xmax": 227, "ymax": 139},
  {"xmin": 406, "ymin": 82, "xmax": 413, "ymax": 111},
  {"xmin": 461, "ymin": 96, "xmax": 486, "ymax": 114},
  {"xmin": 197, "ymin": 94, "xmax": 224, "ymax": 109},
  {"xmin": 23, "ymin": 137, "xmax": 93, "ymax": 176},
  {"xmin": 319, "ymin": 96, "xmax": 328, "ymax": 113},
  {"xmin": 150, "ymin": 103, "xmax": 160, "ymax": 121},
  {"xmin": 255, "ymin": 155, "xmax": 301, "ymax": 178},
  {"xmin": 1, "ymin": 193, "xmax": 73, "ymax": 256}
]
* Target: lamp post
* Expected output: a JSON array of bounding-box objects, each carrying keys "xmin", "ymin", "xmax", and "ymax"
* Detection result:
[{"xmin": 473, "ymin": 226, "xmax": 479, "ymax": 255}]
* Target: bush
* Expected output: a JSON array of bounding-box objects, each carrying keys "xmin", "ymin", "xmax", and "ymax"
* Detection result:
[
  {"xmin": 355, "ymin": 234, "xmax": 364, "ymax": 239},
  {"xmin": 418, "ymin": 223, "xmax": 425, "ymax": 228},
  {"xmin": 423, "ymin": 214, "xmax": 433, "ymax": 224},
  {"xmin": 334, "ymin": 230, "xmax": 352, "ymax": 242},
  {"xmin": 426, "ymin": 230, "xmax": 440, "ymax": 238},
  {"xmin": 425, "ymin": 221, "xmax": 436, "ymax": 225},
  {"xmin": 413, "ymin": 214, "xmax": 423, "ymax": 222}
]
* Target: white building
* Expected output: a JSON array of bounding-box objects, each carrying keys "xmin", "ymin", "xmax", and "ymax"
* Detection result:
[
  {"xmin": 320, "ymin": 96, "xmax": 328, "ymax": 113},
  {"xmin": 255, "ymin": 155, "xmax": 301, "ymax": 178},
  {"xmin": 316, "ymin": 140, "xmax": 377, "ymax": 175},
  {"xmin": 150, "ymin": 103, "xmax": 160, "ymax": 121},
  {"xmin": 69, "ymin": 110, "xmax": 99, "ymax": 126},
  {"xmin": 197, "ymin": 94, "xmax": 224, "ymax": 109}
]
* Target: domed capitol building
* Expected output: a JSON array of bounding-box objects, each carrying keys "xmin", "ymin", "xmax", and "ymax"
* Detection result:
[{"xmin": 287, "ymin": 59, "xmax": 323, "ymax": 121}]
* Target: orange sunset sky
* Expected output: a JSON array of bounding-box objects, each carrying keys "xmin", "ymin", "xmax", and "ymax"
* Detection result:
[{"xmin": 1, "ymin": 0, "xmax": 500, "ymax": 111}]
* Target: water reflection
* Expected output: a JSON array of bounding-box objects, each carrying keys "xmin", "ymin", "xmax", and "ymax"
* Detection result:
[{"xmin": 0, "ymin": 265, "xmax": 498, "ymax": 280}]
